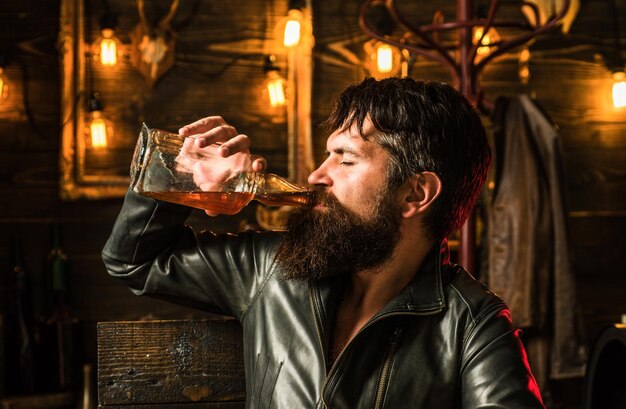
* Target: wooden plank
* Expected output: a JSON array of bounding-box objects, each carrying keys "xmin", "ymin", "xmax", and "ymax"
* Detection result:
[
  {"xmin": 100, "ymin": 403, "xmax": 244, "ymax": 409},
  {"xmin": 0, "ymin": 393, "xmax": 73, "ymax": 409},
  {"xmin": 97, "ymin": 319, "xmax": 245, "ymax": 406},
  {"xmin": 564, "ymin": 148, "xmax": 626, "ymax": 213},
  {"xmin": 577, "ymin": 277, "xmax": 626, "ymax": 343},
  {"xmin": 568, "ymin": 216, "xmax": 626, "ymax": 279}
]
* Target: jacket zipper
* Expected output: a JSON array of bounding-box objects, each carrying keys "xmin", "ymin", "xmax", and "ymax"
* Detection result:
[
  {"xmin": 309, "ymin": 291, "xmax": 443, "ymax": 408},
  {"xmin": 309, "ymin": 287, "xmax": 329, "ymax": 408},
  {"xmin": 373, "ymin": 327, "xmax": 402, "ymax": 409}
]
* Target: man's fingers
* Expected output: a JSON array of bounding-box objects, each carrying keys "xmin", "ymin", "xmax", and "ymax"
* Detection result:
[
  {"xmin": 218, "ymin": 134, "xmax": 251, "ymax": 156},
  {"xmin": 190, "ymin": 125, "xmax": 239, "ymax": 149},
  {"xmin": 251, "ymin": 155, "xmax": 267, "ymax": 172},
  {"xmin": 179, "ymin": 116, "xmax": 227, "ymax": 136}
]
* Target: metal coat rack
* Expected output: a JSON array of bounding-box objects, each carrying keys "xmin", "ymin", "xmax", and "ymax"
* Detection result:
[{"xmin": 359, "ymin": 0, "xmax": 570, "ymax": 274}]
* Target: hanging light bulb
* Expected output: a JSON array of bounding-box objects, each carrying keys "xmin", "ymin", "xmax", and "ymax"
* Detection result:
[
  {"xmin": 612, "ymin": 71, "xmax": 626, "ymax": 108},
  {"xmin": 377, "ymin": 44, "xmax": 395, "ymax": 73},
  {"xmin": 88, "ymin": 93, "xmax": 109, "ymax": 148},
  {"xmin": 283, "ymin": 10, "xmax": 302, "ymax": 47},
  {"xmin": 473, "ymin": 26, "xmax": 500, "ymax": 59},
  {"xmin": 99, "ymin": 29, "xmax": 119, "ymax": 66},
  {"xmin": 363, "ymin": 40, "xmax": 402, "ymax": 78},
  {"xmin": 274, "ymin": 1, "xmax": 312, "ymax": 50},
  {"xmin": 263, "ymin": 55, "xmax": 286, "ymax": 108},
  {"xmin": 93, "ymin": 13, "xmax": 120, "ymax": 67}
]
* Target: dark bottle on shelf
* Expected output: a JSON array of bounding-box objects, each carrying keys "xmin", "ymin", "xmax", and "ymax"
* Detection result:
[
  {"xmin": 37, "ymin": 224, "xmax": 81, "ymax": 393},
  {"xmin": 4, "ymin": 236, "xmax": 36, "ymax": 395}
]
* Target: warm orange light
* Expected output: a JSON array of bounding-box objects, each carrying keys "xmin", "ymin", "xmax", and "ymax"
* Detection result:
[
  {"xmin": 473, "ymin": 26, "xmax": 500, "ymax": 57},
  {"xmin": 265, "ymin": 70, "xmax": 286, "ymax": 108},
  {"xmin": 377, "ymin": 44, "xmax": 394, "ymax": 73},
  {"xmin": 518, "ymin": 48, "xmax": 531, "ymax": 85},
  {"xmin": 90, "ymin": 110, "xmax": 108, "ymax": 148},
  {"xmin": 613, "ymin": 71, "xmax": 626, "ymax": 108},
  {"xmin": 94, "ymin": 28, "xmax": 120, "ymax": 67},
  {"xmin": 100, "ymin": 29, "xmax": 118, "ymax": 66},
  {"xmin": 275, "ymin": 8, "xmax": 312, "ymax": 50},
  {"xmin": 0, "ymin": 67, "xmax": 6, "ymax": 100},
  {"xmin": 284, "ymin": 16, "xmax": 301, "ymax": 47},
  {"xmin": 363, "ymin": 40, "xmax": 402, "ymax": 78}
]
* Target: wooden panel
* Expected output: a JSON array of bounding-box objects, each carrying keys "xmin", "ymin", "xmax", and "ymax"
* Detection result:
[
  {"xmin": 0, "ymin": 392, "xmax": 73, "ymax": 409},
  {"xmin": 100, "ymin": 404, "xmax": 243, "ymax": 409},
  {"xmin": 577, "ymin": 277, "xmax": 626, "ymax": 343},
  {"xmin": 565, "ymin": 149, "xmax": 626, "ymax": 213},
  {"xmin": 97, "ymin": 319, "xmax": 245, "ymax": 407},
  {"xmin": 101, "ymin": 402, "xmax": 246, "ymax": 409},
  {"xmin": 0, "ymin": 5, "xmax": 624, "ymax": 409},
  {"xmin": 568, "ymin": 216, "xmax": 626, "ymax": 278}
]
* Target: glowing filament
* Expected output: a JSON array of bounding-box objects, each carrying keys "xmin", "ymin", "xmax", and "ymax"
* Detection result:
[
  {"xmin": 473, "ymin": 27, "xmax": 500, "ymax": 57},
  {"xmin": 377, "ymin": 44, "xmax": 394, "ymax": 73},
  {"xmin": 283, "ymin": 19, "xmax": 301, "ymax": 47},
  {"xmin": 100, "ymin": 39, "xmax": 117, "ymax": 66},
  {"xmin": 613, "ymin": 72, "xmax": 626, "ymax": 108},
  {"xmin": 99, "ymin": 28, "xmax": 118, "ymax": 66},
  {"xmin": 90, "ymin": 112, "xmax": 108, "ymax": 148},
  {"xmin": 266, "ymin": 71, "xmax": 286, "ymax": 107}
]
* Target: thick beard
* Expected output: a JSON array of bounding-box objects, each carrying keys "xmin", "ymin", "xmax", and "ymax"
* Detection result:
[{"xmin": 274, "ymin": 188, "xmax": 403, "ymax": 282}]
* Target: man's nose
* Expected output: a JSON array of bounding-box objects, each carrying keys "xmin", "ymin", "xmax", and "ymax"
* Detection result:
[{"xmin": 307, "ymin": 163, "xmax": 331, "ymax": 187}]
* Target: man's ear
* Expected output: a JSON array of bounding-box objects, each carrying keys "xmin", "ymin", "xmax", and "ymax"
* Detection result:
[{"xmin": 400, "ymin": 172, "xmax": 442, "ymax": 218}]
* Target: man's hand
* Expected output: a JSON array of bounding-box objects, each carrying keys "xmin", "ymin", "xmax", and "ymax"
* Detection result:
[
  {"xmin": 177, "ymin": 116, "xmax": 267, "ymax": 216},
  {"xmin": 179, "ymin": 116, "xmax": 266, "ymax": 172}
]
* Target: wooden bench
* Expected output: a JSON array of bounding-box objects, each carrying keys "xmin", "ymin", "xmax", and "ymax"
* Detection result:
[{"xmin": 97, "ymin": 319, "xmax": 245, "ymax": 409}]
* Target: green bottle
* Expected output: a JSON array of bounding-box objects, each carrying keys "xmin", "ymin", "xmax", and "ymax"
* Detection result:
[
  {"xmin": 38, "ymin": 224, "xmax": 81, "ymax": 392},
  {"xmin": 5, "ymin": 236, "xmax": 36, "ymax": 394}
]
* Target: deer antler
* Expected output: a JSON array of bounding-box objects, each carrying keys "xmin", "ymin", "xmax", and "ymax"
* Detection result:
[
  {"xmin": 160, "ymin": 0, "xmax": 180, "ymax": 30},
  {"xmin": 136, "ymin": 0, "xmax": 180, "ymax": 33},
  {"xmin": 137, "ymin": 0, "xmax": 148, "ymax": 29},
  {"xmin": 132, "ymin": 0, "xmax": 180, "ymax": 83}
]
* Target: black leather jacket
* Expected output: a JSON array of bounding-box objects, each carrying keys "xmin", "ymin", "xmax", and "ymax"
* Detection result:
[{"xmin": 102, "ymin": 190, "xmax": 545, "ymax": 409}]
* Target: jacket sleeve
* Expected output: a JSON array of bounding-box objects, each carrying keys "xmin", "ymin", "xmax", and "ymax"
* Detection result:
[
  {"xmin": 460, "ymin": 305, "xmax": 545, "ymax": 409},
  {"xmin": 101, "ymin": 189, "xmax": 281, "ymax": 319}
]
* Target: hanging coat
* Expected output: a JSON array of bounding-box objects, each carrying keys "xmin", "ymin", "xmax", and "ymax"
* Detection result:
[{"xmin": 486, "ymin": 95, "xmax": 587, "ymax": 385}]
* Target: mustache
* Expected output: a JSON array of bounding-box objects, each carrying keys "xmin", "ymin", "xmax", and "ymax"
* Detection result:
[{"xmin": 310, "ymin": 187, "xmax": 337, "ymax": 207}]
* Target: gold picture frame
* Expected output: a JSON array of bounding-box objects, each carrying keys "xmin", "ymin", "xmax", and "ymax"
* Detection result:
[{"xmin": 58, "ymin": 0, "xmax": 128, "ymax": 200}]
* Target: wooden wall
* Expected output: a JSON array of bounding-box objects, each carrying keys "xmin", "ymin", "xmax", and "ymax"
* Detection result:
[{"xmin": 1, "ymin": 0, "xmax": 625, "ymax": 406}]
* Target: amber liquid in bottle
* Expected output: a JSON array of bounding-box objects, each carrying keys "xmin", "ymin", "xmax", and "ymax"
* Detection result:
[{"xmin": 142, "ymin": 191, "xmax": 313, "ymax": 215}]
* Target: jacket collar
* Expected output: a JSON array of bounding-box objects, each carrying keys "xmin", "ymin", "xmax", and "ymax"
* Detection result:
[
  {"xmin": 310, "ymin": 240, "xmax": 450, "ymax": 338},
  {"xmin": 375, "ymin": 239, "xmax": 448, "ymax": 316}
]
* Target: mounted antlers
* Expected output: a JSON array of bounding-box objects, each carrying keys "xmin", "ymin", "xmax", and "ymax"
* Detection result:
[{"xmin": 130, "ymin": 0, "xmax": 180, "ymax": 85}]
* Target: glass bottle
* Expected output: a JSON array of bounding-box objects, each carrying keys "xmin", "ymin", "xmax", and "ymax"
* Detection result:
[
  {"xmin": 130, "ymin": 123, "xmax": 314, "ymax": 214},
  {"xmin": 38, "ymin": 224, "xmax": 81, "ymax": 393},
  {"xmin": 5, "ymin": 236, "xmax": 36, "ymax": 394}
]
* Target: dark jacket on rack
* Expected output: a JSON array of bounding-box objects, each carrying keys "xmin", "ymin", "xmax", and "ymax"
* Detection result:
[
  {"xmin": 486, "ymin": 95, "xmax": 587, "ymax": 387},
  {"xmin": 102, "ymin": 189, "xmax": 545, "ymax": 409}
]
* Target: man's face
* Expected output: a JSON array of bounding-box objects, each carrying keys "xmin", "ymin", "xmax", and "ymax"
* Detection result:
[
  {"xmin": 307, "ymin": 119, "xmax": 394, "ymax": 219},
  {"xmin": 275, "ymin": 120, "xmax": 404, "ymax": 281}
]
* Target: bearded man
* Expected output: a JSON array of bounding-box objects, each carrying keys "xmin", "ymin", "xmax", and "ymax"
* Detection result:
[{"xmin": 102, "ymin": 77, "xmax": 545, "ymax": 409}]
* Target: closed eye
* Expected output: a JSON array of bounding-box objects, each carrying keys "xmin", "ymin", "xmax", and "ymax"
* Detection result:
[{"xmin": 340, "ymin": 161, "xmax": 354, "ymax": 166}]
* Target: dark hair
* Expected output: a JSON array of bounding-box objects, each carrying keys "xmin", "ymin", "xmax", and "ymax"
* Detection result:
[{"xmin": 325, "ymin": 77, "xmax": 491, "ymax": 241}]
